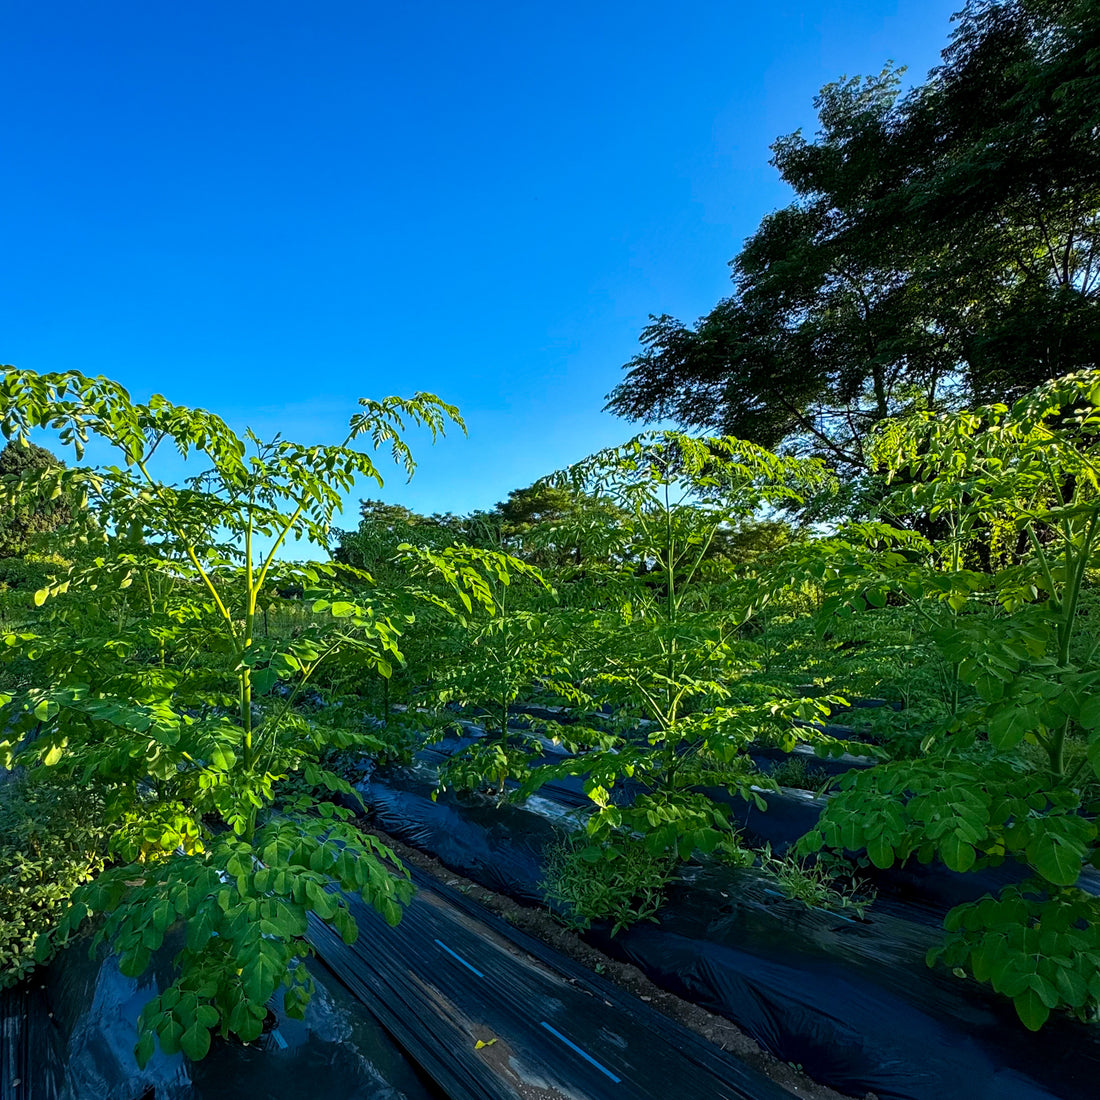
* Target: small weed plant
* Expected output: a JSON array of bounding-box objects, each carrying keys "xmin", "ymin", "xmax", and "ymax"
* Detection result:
[
  {"xmin": 542, "ymin": 833, "xmax": 677, "ymax": 935},
  {"xmin": 757, "ymin": 844, "xmax": 875, "ymax": 918}
]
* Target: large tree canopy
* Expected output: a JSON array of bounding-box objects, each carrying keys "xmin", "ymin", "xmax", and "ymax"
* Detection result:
[{"xmin": 607, "ymin": 0, "xmax": 1100, "ymax": 475}]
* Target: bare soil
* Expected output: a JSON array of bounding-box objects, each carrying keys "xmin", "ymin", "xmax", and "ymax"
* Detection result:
[{"xmin": 362, "ymin": 823, "xmax": 874, "ymax": 1100}]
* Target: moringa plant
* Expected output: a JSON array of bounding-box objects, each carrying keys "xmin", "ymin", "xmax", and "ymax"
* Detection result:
[
  {"xmin": 517, "ymin": 432, "xmax": 855, "ymax": 908},
  {"xmin": 796, "ymin": 371, "xmax": 1100, "ymax": 1029},
  {"xmin": 0, "ymin": 367, "xmax": 469, "ymax": 1062}
]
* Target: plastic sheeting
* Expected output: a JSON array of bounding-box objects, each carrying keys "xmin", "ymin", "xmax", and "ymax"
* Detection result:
[
  {"xmin": 308, "ymin": 865, "xmax": 791, "ymax": 1100},
  {"xmin": 0, "ymin": 934, "xmax": 441, "ymax": 1100},
  {"xmin": 360, "ymin": 766, "xmax": 556, "ymax": 904},
  {"xmin": 356, "ymin": 763, "xmax": 1100, "ymax": 1100},
  {"xmin": 599, "ymin": 865, "xmax": 1100, "ymax": 1100},
  {"xmin": 1, "ymin": 981, "xmax": 65, "ymax": 1100},
  {"xmin": 747, "ymin": 743, "xmax": 877, "ymax": 779}
]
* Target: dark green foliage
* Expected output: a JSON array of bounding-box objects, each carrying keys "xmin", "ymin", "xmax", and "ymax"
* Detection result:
[
  {"xmin": 0, "ymin": 775, "xmax": 108, "ymax": 988},
  {"xmin": 0, "ymin": 439, "xmax": 73, "ymax": 557},
  {"xmin": 0, "ymin": 556, "xmax": 57, "ymax": 592},
  {"xmin": 607, "ymin": 0, "xmax": 1100, "ymax": 481},
  {"xmin": 933, "ymin": 884, "xmax": 1100, "ymax": 1032},
  {"xmin": 541, "ymin": 832, "xmax": 679, "ymax": 935},
  {"xmin": 333, "ymin": 498, "xmax": 460, "ymax": 575},
  {"xmin": 493, "ymin": 481, "xmax": 628, "ymax": 567}
]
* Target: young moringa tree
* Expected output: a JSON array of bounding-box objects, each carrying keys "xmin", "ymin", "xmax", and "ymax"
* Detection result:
[
  {"xmin": 408, "ymin": 541, "xmax": 562, "ymax": 797},
  {"xmin": 796, "ymin": 370, "xmax": 1100, "ymax": 1029},
  {"xmin": 0, "ymin": 368, "xmax": 466, "ymax": 1063},
  {"xmin": 519, "ymin": 432, "xmax": 860, "ymax": 917}
]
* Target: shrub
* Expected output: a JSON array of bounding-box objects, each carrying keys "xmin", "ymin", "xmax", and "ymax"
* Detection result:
[{"xmin": 0, "ymin": 775, "xmax": 108, "ymax": 987}]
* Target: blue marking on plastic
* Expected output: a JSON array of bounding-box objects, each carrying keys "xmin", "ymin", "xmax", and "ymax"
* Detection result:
[
  {"xmin": 540, "ymin": 1021, "xmax": 622, "ymax": 1083},
  {"xmin": 819, "ymin": 906, "xmax": 860, "ymax": 924},
  {"xmin": 270, "ymin": 1028, "xmax": 288, "ymax": 1049},
  {"xmin": 434, "ymin": 938, "xmax": 485, "ymax": 977}
]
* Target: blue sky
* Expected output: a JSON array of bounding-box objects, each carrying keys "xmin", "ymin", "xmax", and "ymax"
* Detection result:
[{"xmin": 3, "ymin": 0, "xmax": 960, "ymax": 538}]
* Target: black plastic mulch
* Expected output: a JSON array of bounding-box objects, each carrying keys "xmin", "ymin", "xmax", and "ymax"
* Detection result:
[
  {"xmin": 308, "ymin": 864, "xmax": 793, "ymax": 1100},
  {"xmin": 357, "ymin": 759, "xmax": 1100, "ymax": 1100}
]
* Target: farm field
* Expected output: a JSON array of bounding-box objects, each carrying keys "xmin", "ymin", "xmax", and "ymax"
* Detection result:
[
  {"xmin": 3, "ymin": 1, "xmax": 1100, "ymax": 1097},
  {"xmin": 2, "ymin": 364, "xmax": 1100, "ymax": 1100}
]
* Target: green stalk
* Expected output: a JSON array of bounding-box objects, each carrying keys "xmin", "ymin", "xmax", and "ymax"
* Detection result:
[
  {"xmin": 663, "ymin": 483, "xmax": 677, "ymax": 724},
  {"xmin": 1047, "ymin": 508, "xmax": 1099, "ymax": 782},
  {"xmin": 236, "ymin": 493, "xmax": 263, "ymax": 841},
  {"xmin": 143, "ymin": 570, "xmax": 165, "ymax": 668},
  {"xmin": 946, "ymin": 509, "xmax": 962, "ymax": 718}
]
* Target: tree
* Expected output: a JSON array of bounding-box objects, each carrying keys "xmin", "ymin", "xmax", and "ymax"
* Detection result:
[
  {"xmin": 493, "ymin": 481, "xmax": 627, "ymax": 567},
  {"xmin": 512, "ymin": 432, "xmax": 859, "ymax": 926},
  {"xmin": 795, "ymin": 370, "xmax": 1100, "ymax": 1030},
  {"xmin": 607, "ymin": 0, "xmax": 1100, "ymax": 481},
  {"xmin": 0, "ymin": 368, "xmax": 472, "ymax": 1063},
  {"xmin": 896, "ymin": 0, "xmax": 1100, "ymax": 404},
  {"xmin": 0, "ymin": 439, "xmax": 72, "ymax": 558}
]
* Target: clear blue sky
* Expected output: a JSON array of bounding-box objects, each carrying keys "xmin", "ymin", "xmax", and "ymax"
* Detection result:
[{"xmin": 3, "ymin": 0, "xmax": 961, "ymax": 535}]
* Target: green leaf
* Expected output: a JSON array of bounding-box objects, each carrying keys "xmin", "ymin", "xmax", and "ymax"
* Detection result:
[
  {"xmin": 158, "ymin": 1016, "xmax": 185, "ymax": 1055},
  {"xmin": 251, "ymin": 667, "xmax": 278, "ymax": 696},
  {"xmin": 210, "ymin": 746, "xmax": 236, "ymax": 771},
  {"xmin": 152, "ymin": 901, "xmax": 172, "ymax": 932},
  {"xmin": 34, "ymin": 699, "xmax": 57, "ymax": 721},
  {"xmin": 135, "ymin": 1031, "xmax": 156, "ymax": 1069},
  {"xmin": 1054, "ymin": 965, "xmax": 1088, "ymax": 1008},
  {"xmin": 866, "ymin": 835, "xmax": 894, "ymax": 869},
  {"xmin": 241, "ymin": 953, "xmax": 281, "ymax": 1003},
  {"xmin": 1079, "ymin": 693, "xmax": 1100, "ymax": 731},
  {"xmin": 333, "ymin": 906, "xmax": 358, "ymax": 945},
  {"xmin": 33, "ymin": 932, "xmax": 53, "ymax": 964},
  {"xmin": 1030, "ymin": 972, "xmax": 1061, "ymax": 1009},
  {"xmin": 987, "ymin": 705, "xmax": 1033, "ymax": 750},
  {"xmin": 1088, "ymin": 730, "xmax": 1100, "ymax": 780},
  {"xmin": 940, "ymin": 833, "xmax": 977, "ymax": 874},
  {"xmin": 306, "ymin": 882, "xmax": 337, "ymax": 920},
  {"xmin": 1027, "ymin": 833, "xmax": 1083, "ymax": 887},
  {"xmin": 186, "ymin": 905, "xmax": 216, "ymax": 951},
  {"xmin": 118, "ymin": 946, "xmax": 151, "ymax": 978},
  {"xmin": 1013, "ymin": 988, "xmax": 1051, "ymax": 1032},
  {"xmin": 180, "ymin": 1022, "xmax": 211, "ymax": 1061}
]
